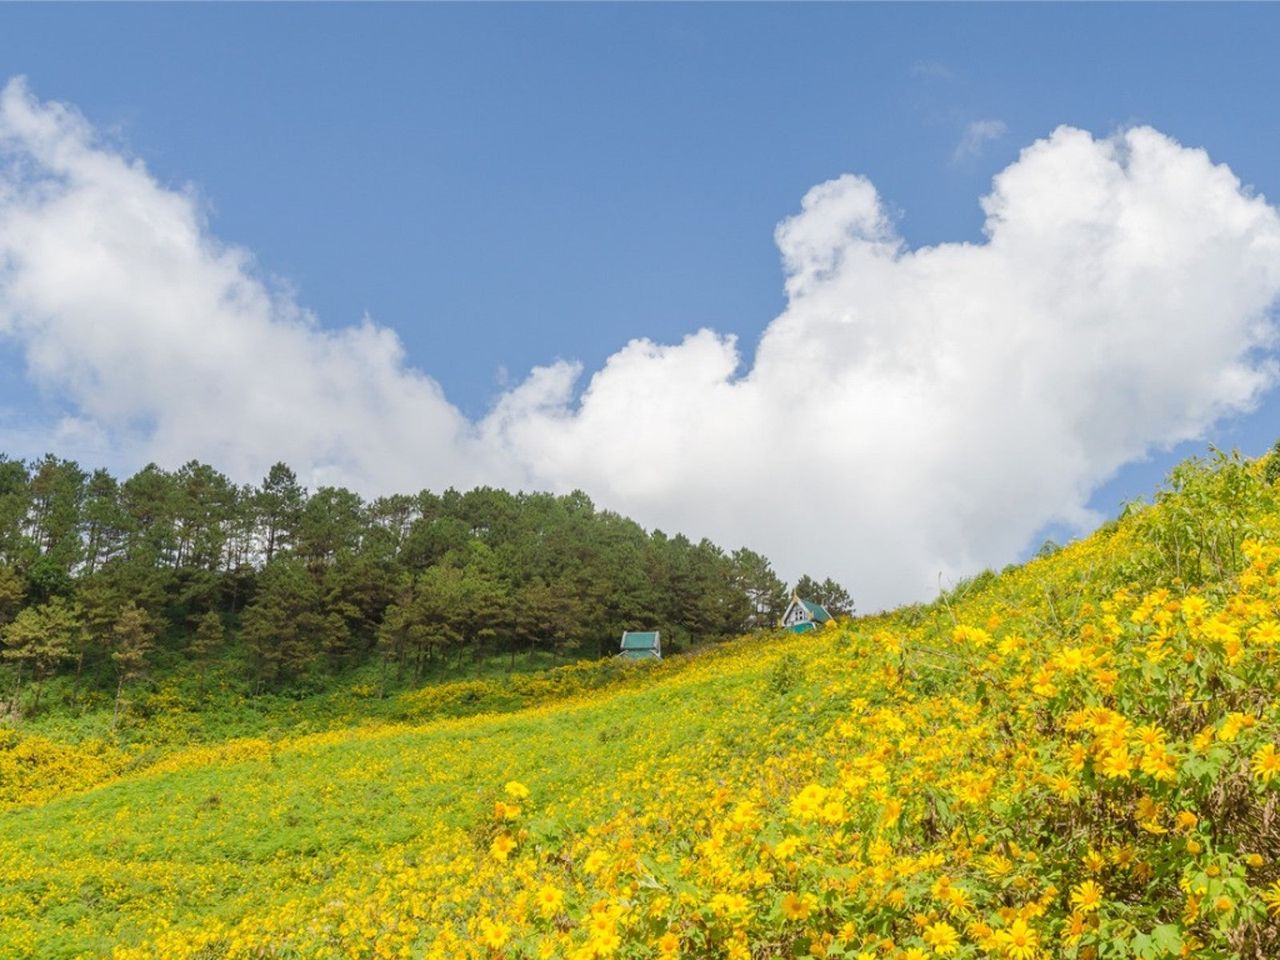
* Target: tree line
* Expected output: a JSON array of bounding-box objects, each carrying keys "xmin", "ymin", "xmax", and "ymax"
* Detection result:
[{"xmin": 0, "ymin": 455, "xmax": 853, "ymax": 718}]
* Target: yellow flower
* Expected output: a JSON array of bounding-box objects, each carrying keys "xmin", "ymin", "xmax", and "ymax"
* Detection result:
[
  {"xmin": 1261, "ymin": 881, "xmax": 1280, "ymax": 917},
  {"xmin": 1063, "ymin": 911, "xmax": 1088, "ymax": 943},
  {"xmin": 1139, "ymin": 748, "xmax": 1177, "ymax": 782},
  {"xmin": 993, "ymin": 918, "xmax": 1039, "ymax": 960},
  {"xmin": 1055, "ymin": 647, "xmax": 1088, "ymax": 673},
  {"xmin": 1134, "ymin": 724, "xmax": 1165, "ymax": 748},
  {"xmin": 1252, "ymin": 743, "xmax": 1280, "ymax": 785},
  {"xmin": 710, "ymin": 892, "xmax": 749, "ymax": 917},
  {"xmin": 1067, "ymin": 743, "xmax": 1088, "ymax": 772},
  {"xmin": 591, "ymin": 930, "xmax": 622, "ymax": 956},
  {"xmin": 790, "ymin": 783, "xmax": 828, "ymax": 820},
  {"xmin": 504, "ymin": 780, "xmax": 530, "ymax": 799},
  {"xmin": 535, "ymin": 884, "xmax": 563, "ymax": 917},
  {"xmin": 1181, "ymin": 595, "xmax": 1207, "ymax": 621},
  {"xmin": 781, "ymin": 891, "xmax": 814, "ymax": 921},
  {"xmin": 1098, "ymin": 748, "xmax": 1133, "ymax": 779},
  {"xmin": 820, "ymin": 800, "xmax": 846, "ymax": 824},
  {"xmin": 774, "ymin": 836, "xmax": 802, "ymax": 860},
  {"xmin": 1218, "ymin": 712, "xmax": 1254, "ymax": 742},
  {"xmin": 1070, "ymin": 880, "xmax": 1103, "ymax": 913},
  {"xmin": 657, "ymin": 931, "xmax": 680, "ymax": 956},
  {"xmin": 922, "ymin": 920, "xmax": 960, "ymax": 956},
  {"xmin": 944, "ymin": 884, "xmax": 972, "ymax": 913},
  {"xmin": 1249, "ymin": 620, "xmax": 1280, "ymax": 645},
  {"xmin": 1202, "ymin": 616, "xmax": 1238, "ymax": 646},
  {"xmin": 489, "ymin": 833, "xmax": 516, "ymax": 861},
  {"xmin": 494, "ymin": 800, "xmax": 521, "ymax": 820},
  {"xmin": 476, "ymin": 917, "xmax": 511, "ymax": 949}
]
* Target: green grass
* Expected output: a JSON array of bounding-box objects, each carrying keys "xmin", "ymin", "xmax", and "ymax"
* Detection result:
[
  {"xmin": 15, "ymin": 646, "xmax": 587, "ymax": 747},
  {"xmin": 0, "ymin": 632, "xmax": 815, "ymax": 958}
]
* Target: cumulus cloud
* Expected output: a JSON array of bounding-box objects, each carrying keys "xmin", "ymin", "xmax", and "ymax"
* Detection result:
[
  {"xmin": 486, "ymin": 126, "xmax": 1280, "ymax": 607},
  {"xmin": 2, "ymin": 77, "xmax": 1279, "ymax": 609},
  {"xmin": 952, "ymin": 118, "xmax": 1008, "ymax": 164},
  {"xmin": 0, "ymin": 78, "xmax": 497, "ymax": 495}
]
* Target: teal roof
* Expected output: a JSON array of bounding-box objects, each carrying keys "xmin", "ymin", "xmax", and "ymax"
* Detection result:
[
  {"xmin": 786, "ymin": 621, "xmax": 818, "ymax": 634},
  {"xmin": 619, "ymin": 648, "xmax": 661, "ymax": 660},
  {"xmin": 621, "ymin": 631, "xmax": 660, "ymax": 650},
  {"xmin": 800, "ymin": 599, "xmax": 832, "ymax": 622}
]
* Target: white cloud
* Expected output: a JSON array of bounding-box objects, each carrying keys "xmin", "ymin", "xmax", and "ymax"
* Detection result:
[
  {"xmin": 0, "ymin": 77, "xmax": 501, "ymax": 495},
  {"xmin": 952, "ymin": 118, "xmax": 1008, "ymax": 164},
  {"xmin": 486, "ymin": 127, "xmax": 1280, "ymax": 607},
  {"xmin": 2, "ymin": 78, "xmax": 1279, "ymax": 609}
]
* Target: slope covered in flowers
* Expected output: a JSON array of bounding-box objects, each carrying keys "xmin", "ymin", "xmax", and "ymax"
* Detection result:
[{"xmin": 4, "ymin": 450, "xmax": 1280, "ymax": 960}]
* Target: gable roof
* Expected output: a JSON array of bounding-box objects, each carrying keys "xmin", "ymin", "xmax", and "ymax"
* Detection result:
[
  {"xmin": 620, "ymin": 630, "xmax": 660, "ymax": 650},
  {"xmin": 799, "ymin": 599, "xmax": 832, "ymax": 622}
]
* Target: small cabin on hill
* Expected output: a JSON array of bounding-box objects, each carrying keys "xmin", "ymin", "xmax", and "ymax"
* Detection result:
[
  {"xmin": 780, "ymin": 595, "xmax": 832, "ymax": 634},
  {"xmin": 618, "ymin": 630, "xmax": 661, "ymax": 660}
]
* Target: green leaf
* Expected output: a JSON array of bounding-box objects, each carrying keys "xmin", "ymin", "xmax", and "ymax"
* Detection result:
[{"xmin": 1151, "ymin": 924, "xmax": 1182, "ymax": 955}]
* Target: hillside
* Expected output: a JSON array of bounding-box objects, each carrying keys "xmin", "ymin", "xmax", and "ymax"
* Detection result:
[
  {"xmin": 4, "ymin": 448, "xmax": 1280, "ymax": 959},
  {"xmin": 0, "ymin": 456, "xmax": 853, "ymax": 733}
]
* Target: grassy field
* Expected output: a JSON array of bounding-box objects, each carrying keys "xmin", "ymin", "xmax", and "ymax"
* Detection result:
[
  {"xmin": 17, "ymin": 647, "xmax": 584, "ymax": 745},
  {"xmin": 4, "ymin": 450, "xmax": 1280, "ymax": 959}
]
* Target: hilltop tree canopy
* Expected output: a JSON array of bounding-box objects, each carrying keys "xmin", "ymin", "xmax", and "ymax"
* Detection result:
[{"xmin": 0, "ymin": 455, "xmax": 851, "ymax": 712}]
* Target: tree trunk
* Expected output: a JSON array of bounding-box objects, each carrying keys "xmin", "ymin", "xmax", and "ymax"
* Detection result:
[
  {"xmin": 112, "ymin": 675, "xmax": 125, "ymax": 730},
  {"xmin": 9, "ymin": 662, "xmax": 24, "ymax": 718},
  {"xmin": 72, "ymin": 648, "xmax": 87, "ymax": 703}
]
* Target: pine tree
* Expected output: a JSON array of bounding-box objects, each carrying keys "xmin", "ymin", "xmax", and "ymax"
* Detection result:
[
  {"xmin": 255, "ymin": 463, "xmax": 305, "ymax": 564},
  {"xmin": 0, "ymin": 566, "xmax": 24, "ymax": 627},
  {"xmin": 730, "ymin": 548, "xmax": 787, "ymax": 630},
  {"xmin": 2, "ymin": 597, "xmax": 80, "ymax": 715},
  {"xmin": 111, "ymin": 602, "xmax": 154, "ymax": 728},
  {"xmin": 190, "ymin": 610, "xmax": 224, "ymax": 697}
]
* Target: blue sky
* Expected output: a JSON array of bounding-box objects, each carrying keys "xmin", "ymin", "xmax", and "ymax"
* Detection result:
[{"xmin": 1, "ymin": 4, "xmax": 1278, "ymax": 603}]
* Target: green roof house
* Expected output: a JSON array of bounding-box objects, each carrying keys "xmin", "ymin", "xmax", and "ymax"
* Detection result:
[
  {"xmin": 617, "ymin": 630, "xmax": 661, "ymax": 660},
  {"xmin": 780, "ymin": 594, "xmax": 832, "ymax": 634}
]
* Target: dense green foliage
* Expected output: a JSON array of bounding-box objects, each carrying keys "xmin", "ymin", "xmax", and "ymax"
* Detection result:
[{"xmin": 0, "ymin": 455, "xmax": 841, "ymax": 723}]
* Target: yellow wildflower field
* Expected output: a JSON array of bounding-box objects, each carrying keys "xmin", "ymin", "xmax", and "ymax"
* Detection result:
[{"xmin": 3, "ymin": 450, "xmax": 1280, "ymax": 959}]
